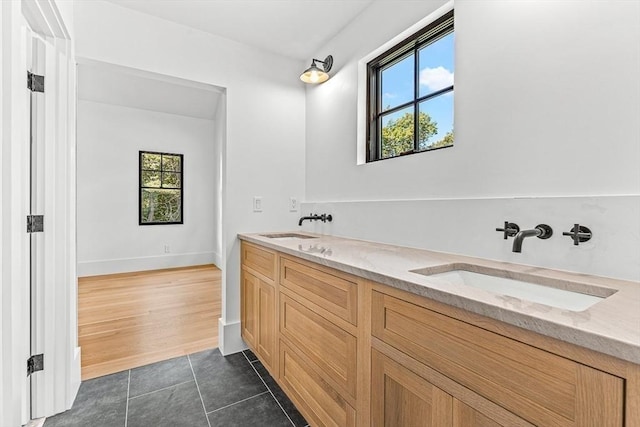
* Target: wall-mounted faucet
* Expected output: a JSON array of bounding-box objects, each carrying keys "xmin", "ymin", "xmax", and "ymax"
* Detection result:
[
  {"xmin": 298, "ymin": 213, "xmax": 333, "ymax": 226},
  {"xmin": 512, "ymin": 224, "xmax": 553, "ymax": 253}
]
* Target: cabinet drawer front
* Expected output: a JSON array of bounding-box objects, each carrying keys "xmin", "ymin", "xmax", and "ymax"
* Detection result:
[
  {"xmin": 279, "ymin": 342, "xmax": 356, "ymax": 427},
  {"xmin": 280, "ymin": 295, "xmax": 357, "ymax": 398},
  {"xmin": 453, "ymin": 399, "xmax": 525, "ymax": 427},
  {"xmin": 280, "ymin": 257, "xmax": 357, "ymax": 325},
  {"xmin": 242, "ymin": 242, "xmax": 276, "ymax": 280},
  {"xmin": 372, "ymin": 291, "xmax": 624, "ymax": 427}
]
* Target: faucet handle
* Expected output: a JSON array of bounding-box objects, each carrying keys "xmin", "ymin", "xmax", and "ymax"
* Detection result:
[
  {"xmin": 562, "ymin": 224, "xmax": 592, "ymax": 245},
  {"xmin": 496, "ymin": 221, "xmax": 520, "ymax": 239}
]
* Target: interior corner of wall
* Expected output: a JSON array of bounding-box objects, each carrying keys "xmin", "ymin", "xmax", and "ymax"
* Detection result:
[{"xmin": 213, "ymin": 251, "xmax": 223, "ymax": 269}]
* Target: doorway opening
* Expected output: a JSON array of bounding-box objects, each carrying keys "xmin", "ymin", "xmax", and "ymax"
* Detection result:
[{"xmin": 75, "ymin": 60, "xmax": 226, "ymax": 380}]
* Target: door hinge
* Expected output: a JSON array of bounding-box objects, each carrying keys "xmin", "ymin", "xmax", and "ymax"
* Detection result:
[
  {"xmin": 27, "ymin": 354, "xmax": 44, "ymax": 376},
  {"xmin": 27, "ymin": 71, "xmax": 44, "ymax": 92},
  {"xmin": 27, "ymin": 215, "xmax": 44, "ymax": 233}
]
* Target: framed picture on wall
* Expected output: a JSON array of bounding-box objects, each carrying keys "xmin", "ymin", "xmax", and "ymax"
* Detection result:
[{"xmin": 139, "ymin": 151, "xmax": 183, "ymax": 225}]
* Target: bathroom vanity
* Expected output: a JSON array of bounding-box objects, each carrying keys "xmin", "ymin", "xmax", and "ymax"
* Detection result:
[{"xmin": 238, "ymin": 232, "xmax": 639, "ymax": 427}]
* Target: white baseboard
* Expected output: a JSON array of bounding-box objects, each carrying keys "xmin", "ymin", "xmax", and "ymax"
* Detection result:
[
  {"xmin": 69, "ymin": 347, "xmax": 81, "ymax": 407},
  {"xmin": 218, "ymin": 318, "xmax": 246, "ymax": 356},
  {"xmin": 24, "ymin": 418, "xmax": 46, "ymax": 427},
  {"xmin": 213, "ymin": 251, "xmax": 223, "ymax": 269},
  {"xmin": 77, "ymin": 252, "xmax": 216, "ymax": 277}
]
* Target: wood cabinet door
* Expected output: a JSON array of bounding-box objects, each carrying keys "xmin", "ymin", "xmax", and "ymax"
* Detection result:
[
  {"xmin": 257, "ymin": 279, "xmax": 276, "ymax": 370},
  {"xmin": 241, "ymin": 269, "xmax": 276, "ymax": 372},
  {"xmin": 371, "ymin": 349, "xmax": 453, "ymax": 427},
  {"xmin": 240, "ymin": 270, "xmax": 258, "ymax": 349}
]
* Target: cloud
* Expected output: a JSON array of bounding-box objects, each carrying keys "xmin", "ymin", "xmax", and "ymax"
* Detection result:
[
  {"xmin": 383, "ymin": 92, "xmax": 397, "ymax": 99},
  {"xmin": 419, "ymin": 66, "xmax": 454, "ymax": 92}
]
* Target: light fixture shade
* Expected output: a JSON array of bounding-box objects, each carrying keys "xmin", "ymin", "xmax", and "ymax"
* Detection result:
[
  {"xmin": 300, "ymin": 65, "xmax": 329, "ymax": 84},
  {"xmin": 300, "ymin": 55, "xmax": 333, "ymax": 84}
]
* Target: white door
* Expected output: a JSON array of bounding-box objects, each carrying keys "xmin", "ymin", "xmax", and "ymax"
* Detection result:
[
  {"xmin": 27, "ymin": 31, "xmax": 81, "ymax": 421},
  {"xmin": 27, "ymin": 31, "xmax": 47, "ymax": 421},
  {"xmin": 1, "ymin": 2, "xmax": 78, "ymax": 424}
]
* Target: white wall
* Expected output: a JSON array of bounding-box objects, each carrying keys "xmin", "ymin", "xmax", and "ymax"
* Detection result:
[
  {"xmin": 73, "ymin": 0, "xmax": 306, "ymax": 353},
  {"xmin": 303, "ymin": 0, "xmax": 640, "ymax": 281},
  {"xmin": 213, "ymin": 92, "xmax": 226, "ymax": 268},
  {"xmin": 77, "ymin": 100, "xmax": 217, "ymax": 276}
]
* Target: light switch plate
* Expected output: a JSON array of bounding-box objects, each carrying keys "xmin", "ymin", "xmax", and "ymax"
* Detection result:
[{"xmin": 253, "ymin": 196, "xmax": 263, "ymax": 212}]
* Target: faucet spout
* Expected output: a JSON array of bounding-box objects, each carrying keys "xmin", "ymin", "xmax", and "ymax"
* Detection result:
[
  {"xmin": 512, "ymin": 224, "xmax": 553, "ymax": 253},
  {"xmin": 298, "ymin": 215, "xmax": 315, "ymax": 226}
]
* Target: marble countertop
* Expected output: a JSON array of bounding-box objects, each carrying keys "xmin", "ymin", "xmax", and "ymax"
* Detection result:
[{"xmin": 238, "ymin": 232, "xmax": 640, "ymax": 364}]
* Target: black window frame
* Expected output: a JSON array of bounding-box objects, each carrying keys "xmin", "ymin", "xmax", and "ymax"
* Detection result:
[
  {"xmin": 139, "ymin": 150, "xmax": 184, "ymax": 225},
  {"xmin": 366, "ymin": 10, "xmax": 454, "ymax": 162}
]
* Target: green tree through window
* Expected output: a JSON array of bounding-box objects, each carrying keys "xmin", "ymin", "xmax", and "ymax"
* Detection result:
[{"xmin": 139, "ymin": 151, "xmax": 183, "ymax": 225}]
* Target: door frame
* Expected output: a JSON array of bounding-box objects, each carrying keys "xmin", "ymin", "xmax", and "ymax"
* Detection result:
[{"xmin": 1, "ymin": 0, "xmax": 78, "ymax": 425}]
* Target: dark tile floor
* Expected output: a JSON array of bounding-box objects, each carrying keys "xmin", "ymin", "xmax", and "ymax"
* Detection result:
[{"xmin": 44, "ymin": 349, "xmax": 308, "ymax": 427}]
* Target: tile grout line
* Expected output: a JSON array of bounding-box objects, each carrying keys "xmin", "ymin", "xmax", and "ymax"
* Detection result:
[
  {"xmin": 124, "ymin": 370, "xmax": 131, "ymax": 427},
  {"xmin": 205, "ymin": 391, "xmax": 269, "ymax": 415},
  {"xmin": 242, "ymin": 351, "xmax": 297, "ymax": 427},
  {"xmin": 127, "ymin": 379, "xmax": 196, "ymax": 400},
  {"xmin": 188, "ymin": 354, "xmax": 212, "ymax": 427}
]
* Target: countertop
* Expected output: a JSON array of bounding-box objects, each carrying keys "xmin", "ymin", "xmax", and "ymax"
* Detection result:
[{"xmin": 238, "ymin": 232, "xmax": 640, "ymax": 364}]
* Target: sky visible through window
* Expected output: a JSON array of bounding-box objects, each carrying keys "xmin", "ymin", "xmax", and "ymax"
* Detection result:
[{"xmin": 381, "ymin": 32, "xmax": 454, "ymax": 146}]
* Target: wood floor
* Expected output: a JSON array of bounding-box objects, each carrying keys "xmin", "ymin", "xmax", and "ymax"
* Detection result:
[{"xmin": 78, "ymin": 265, "xmax": 221, "ymax": 380}]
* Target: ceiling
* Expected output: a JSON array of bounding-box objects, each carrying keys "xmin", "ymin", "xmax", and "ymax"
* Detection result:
[
  {"xmin": 103, "ymin": 0, "xmax": 374, "ymax": 61},
  {"xmin": 78, "ymin": 61, "xmax": 223, "ymax": 120}
]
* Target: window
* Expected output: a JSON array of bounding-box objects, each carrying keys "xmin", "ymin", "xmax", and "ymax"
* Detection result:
[
  {"xmin": 139, "ymin": 151, "xmax": 183, "ymax": 225},
  {"xmin": 367, "ymin": 10, "xmax": 454, "ymax": 161}
]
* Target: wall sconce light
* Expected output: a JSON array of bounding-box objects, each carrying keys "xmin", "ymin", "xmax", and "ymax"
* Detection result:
[{"xmin": 300, "ymin": 55, "xmax": 333, "ymax": 84}]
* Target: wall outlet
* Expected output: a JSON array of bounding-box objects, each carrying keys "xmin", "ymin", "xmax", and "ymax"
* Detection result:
[
  {"xmin": 164, "ymin": 244, "xmax": 170, "ymax": 253},
  {"xmin": 253, "ymin": 196, "xmax": 263, "ymax": 212},
  {"xmin": 289, "ymin": 197, "xmax": 298, "ymax": 212}
]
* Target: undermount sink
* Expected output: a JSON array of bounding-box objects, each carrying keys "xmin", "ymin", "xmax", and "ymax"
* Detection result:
[
  {"xmin": 411, "ymin": 265, "xmax": 617, "ymax": 312},
  {"xmin": 260, "ymin": 233, "xmax": 317, "ymax": 240}
]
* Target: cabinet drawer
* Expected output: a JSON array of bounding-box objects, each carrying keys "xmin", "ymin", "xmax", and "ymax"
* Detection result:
[
  {"xmin": 372, "ymin": 291, "xmax": 624, "ymax": 426},
  {"xmin": 280, "ymin": 294, "xmax": 357, "ymax": 398},
  {"xmin": 241, "ymin": 242, "xmax": 276, "ymax": 281},
  {"xmin": 280, "ymin": 256, "xmax": 357, "ymax": 325},
  {"xmin": 279, "ymin": 341, "xmax": 356, "ymax": 427}
]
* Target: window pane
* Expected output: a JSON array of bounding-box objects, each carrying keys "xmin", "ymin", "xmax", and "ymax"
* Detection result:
[
  {"xmin": 419, "ymin": 32, "xmax": 454, "ymax": 97},
  {"xmin": 381, "ymin": 54, "xmax": 415, "ymax": 112},
  {"xmin": 142, "ymin": 153, "xmax": 162, "ymax": 171},
  {"xmin": 162, "ymin": 172, "xmax": 182, "ymax": 189},
  {"xmin": 142, "ymin": 171, "xmax": 161, "ymax": 188},
  {"xmin": 380, "ymin": 105, "xmax": 414, "ymax": 159},
  {"xmin": 162, "ymin": 155, "xmax": 181, "ymax": 172},
  {"xmin": 418, "ymin": 90, "xmax": 454, "ymax": 151},
  {"xmin": 141, "ymin": 189, "xmax": 182, "ymax": 223}
]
